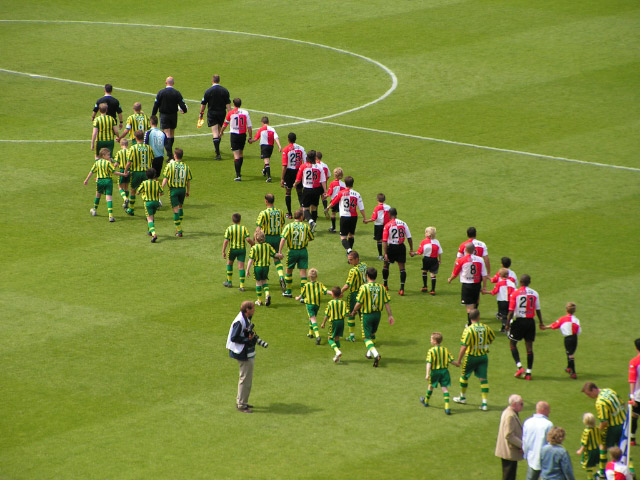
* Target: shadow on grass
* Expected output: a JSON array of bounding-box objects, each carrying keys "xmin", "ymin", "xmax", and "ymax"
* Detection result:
[
  {"xmin": 380, "ymin": 338, "xmax": 418, "ymax": 347},
  {"xmin": 255, "ymin": 402, "xmax": 323, "ymax": 415}
]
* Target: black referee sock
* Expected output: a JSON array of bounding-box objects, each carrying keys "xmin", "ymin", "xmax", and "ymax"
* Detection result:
[
  {"xmin": 164, "ymin": 137, "xmax": 172, "ymax": 157},
  {"xmin": 304, "ymin": 210, "xmax": 311, "ymax": 221},
  {"xmin": 341, "ymin": 238, "xmax": 350, "ymax": 251},
  {"xmin": 213, "ymin": 137, "xmax": 220, "ymax": 155},
  {"xmin": 311, "ymin": 210, "xmax": 317, "ymax": 222},
  {"xmin": 285, "ymin": 195, "xmax": 292, "ymax": 215}
]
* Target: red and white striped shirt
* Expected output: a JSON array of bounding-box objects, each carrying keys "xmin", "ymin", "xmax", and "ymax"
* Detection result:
[
  {"xmin": 253, "ymin": 125, "xmax": 278, "ymax": 145},
  {"xmin": 457, "ymin": 238, "xmax": 489, "ymax": 258},
  {"xmin": 451, "ymin": 254, "xmax": 487, "ymax": 284},
  {"xmin": 548, "ymin": 314, "xmax": 581, "ymax": 336},
  {"xmin": 330, "ymin": 188, "xmax": 364, "ymax": 217},
  {"xmin": 317, "ymin": 161, "xmax": 330, "ymax": 182},
  {"xmin": 281, "ymin": 143, "xmax": 306, "ymax": 169},
  {"xmin": 628, "ymin": 353, "xmax": 640, "ymax": 402},
  {"xmin": 489, "ymin": 278, "xmax": 515, "ymax": 302},
  {"xmin": 605, "ymin": 461, "xmax": 633, "ymax": 480},
  {"xmin": 416, "ymin": 238, "xmax": 442, "ymax": 258},
  {"xmin": 382, "ymin": 219, "xmax": 411, "ymax": 245},
  {"xmin": 295, "ymin": 162, "xmax": 326, "ymax": 189},
  {"xmin": 223, "ymin": 108, "xmax": 252, "ymax": 134},
  {"xmin": 491, "ymin": 269, "xmax": 518, "ymax": 286},
  {"xmin": 370, "ymin": 203, "xmax": 391, "ymax": 226},
  {"xmin": 328, "ymin": 179, "xmax": 346, "ymax": 200},
  {"xmin": 508, "ymin": 286, "xmax": 541, "ymax": 318}
]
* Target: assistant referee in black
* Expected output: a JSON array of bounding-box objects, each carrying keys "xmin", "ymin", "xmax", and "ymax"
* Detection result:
[
  {"xmin": 199, "ymin": 74, "xmax": 231, "ymax": 160},
  {"xmin": 152, "ymin": 76, "xmax": 188, "ymax": 159}
]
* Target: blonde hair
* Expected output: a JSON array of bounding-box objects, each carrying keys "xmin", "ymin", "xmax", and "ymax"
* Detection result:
[
  {"xmin": 425, "ymin": 226, "xmax": 436, "ymax": 238},
  {"xmin": 254, "ymin": 229, "xmax": 265, "ymax": 243},
  {"xmin": 98, "ymin": 148, "xmax": 111, "ymax": 159},
  {"xmin": 333, "ymin": 167, "xmax": 343, "ymax": 179},
  {"xmin": 546, "ymin": 427, "xmax": 565, "ymax": 445},
  {"xmin": 308, "ymin": 268, "xmax": 318, "ymax": 280},
  {"xmin": 566, "ymin": 302, "xmax": 577, "ymax": 314},
  {"xmin": 431, "ymin": 332, "xmax": 443, "ymax": 344},
  {"xmin": 498, "ymin": 268, "xmax": 508, "ymax": 278},
  {"xmin": 582, "ymin": 412, "xmax": 596, "ymax": 428},
  {"xmin": 119, "ymin": 138, "xmax": 129, "ymax": 147},
  {"xmin": 133, "ymin": 102, "xmax": 142, "ymax": 112}
]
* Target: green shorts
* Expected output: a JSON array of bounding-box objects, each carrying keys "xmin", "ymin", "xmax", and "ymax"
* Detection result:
[
  {"xmin": 461, "ymin": 354, "xmax": 488, "ymax": 380},
  {"xmin": 131, "ymin": 171, "xmax": 147, "ymax": 190},
  {"xmin": 348, "ymin": 292, "xmax": 359, "ymax": 318},
  {"xmin": 254, "ymin": 266, "xmax": 269, "ymax": 281},
  {"xmin": 605, "ymin": 424, "xmax": 623, "ymax": 448},
  {"xmin": 229, "ymin": 248, "xmax": 246, "ymax": 262},
  {"xmin": 118, "ymin": 169, "xmax": 130, "ymax": 185},
  {"xmin": 144, "ymin": 201, "xmax": 160, "ymax": 217},
  {"xmin": 170, "ymin": 187, "xmax": 186, "ymax": 207},
  {"xmin": 95, "ymin": 140, "xmax": 114, "ymax": 157},
  {"xmin": 581, "ymin": 449, "xmax": 599, "ymax": 469},
  {"xmin": 96, "ymin": 178, "xmax": 113, "ymax": 195},
  {"xmin": 362, "ymin": 312, "xmax": 381, "ymax": 340},
  {"xmin": 266, "ymin": 235, "xmax": 281, "ymax": 259},
  {"xmin": 429, "ymin": 368, "xmax": 451, "ymax": 388},
  {"xmin": 306, "ymin": 304, "xmax": 320, "ymax": 319},
  {"xmin": 329, "ymin": 319, "xmax": 344, "ymax": 339},
  {"xmin": 287, "ymin": 248, "xmax": 308, "ymax": 269}
]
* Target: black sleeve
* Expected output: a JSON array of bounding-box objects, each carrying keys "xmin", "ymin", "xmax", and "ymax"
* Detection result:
[
  {"xmin": 224, "ymin": 88, "xmax": 231, "ymax": 105},
  {"xmin": 151, "ymin": 91, "xmax": 161, "ymax": 116},
  {"xmin": 116, "ymin": 101, "xmax": 123, "ymax": 114},
  {"xmin": 178, "ymin": 92, "xmax": 187, "ymax": 113}
]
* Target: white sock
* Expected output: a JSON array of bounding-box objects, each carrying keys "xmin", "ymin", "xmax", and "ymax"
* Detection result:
[{"xmin": 370, "ymin": 347, "xmax": 379, "ymax": 358}]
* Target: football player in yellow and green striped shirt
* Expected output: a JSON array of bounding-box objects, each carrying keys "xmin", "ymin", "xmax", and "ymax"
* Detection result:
[
  {"xmin": 113, "ymin": 138, "xmax": 131, "ymax": 207},
  {"xmin": 162, "ymin": 148, "xmax": 192, "ymax": 237},
  {"xmin": 341, "ymin": 250, "xmax": 368, "ymax": 342},
  {"xmin": 256, "ymin": 194, "xmax": 286, "ymax": 288},
  {"xmin": 279, "ymin": 208, "xmax": 315, "ymax": 298},
  {"xmin": 452, "ymin": 309, "xmax": 495, "ymax": 410},
  {"xmin": 124, "ymin": 130, "xmax": 155, "ymax": 216},
  {"xmin": 119, "ymin": 102, "xmax": 150, "ymax": 143},
  {"xmin": 321, "ymin": 287, "xmax": 348, "ymax": 363},
  {"xmin": 420, "ymin": 332, "xmax": 454, "ymax": 414},
  {"xmin": 246, "ymin": 230, "xmax": 283, "ymax": 307},
  {"xmin": 91, "ymin": 103, "xmax": 119, "ymax": 160},
  {"xmin": 296, "ymin": 268, "xmax": 329, "ymax": 344},
  {"xmin": 83, "ymin": 148, "xmax": 126, "ymax": 222},
  {"xmin": 222, "ymin": 213, "xmax": 255, "ymax": 291},
  {"xmin": 351, "ymin": 267, "xmax": 395, "ymax": 368},
  {"xmin": 136, "ymin": 168, "xmax": 163, "ymax": 242}
]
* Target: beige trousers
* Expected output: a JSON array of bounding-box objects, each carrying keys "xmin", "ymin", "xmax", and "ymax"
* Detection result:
[{"xmin": 237, "ymin": 357, "xmax": 254, "ymax": 408}]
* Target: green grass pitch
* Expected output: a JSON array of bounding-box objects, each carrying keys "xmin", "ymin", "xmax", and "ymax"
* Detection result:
[{"xmin": 1, "ymin": 0, "xmax": 639, "ymax": 478}]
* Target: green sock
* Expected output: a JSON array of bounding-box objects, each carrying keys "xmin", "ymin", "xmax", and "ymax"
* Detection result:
[
  {"xmin": 312, "ymin": 322, "xmax": 319, "ymax": 338},
  {"xmin": 335, "ymin": 339, "xmax": 341, "ymax": 348},
  {"xmin": 239, "ymin": 270, "xmax": 245, "ymax": 287},
  {"xmin": 148, "ymin": 221, "xmax": 155, "ymax": 236},
  {"xmin": 129, "ymin": 193, "xmax": 136, "ymax": 209},
  {"xmin": 119, "ymin": 189, "xmax": 128, "ymax": 201},
  {"xmin": 94, "ymin": 197, "xmax": 100, "ymax": 209},
  {"xmin": 444, "ymin": 392, "xmax": 450, "ymax": 410},
  {"xmin": 263, "ymin": 284, "xmax": 269, "ymax": 298},
  {"xmin": 328, "ymin": 338, "xmax": 339, "ymax": 352},
  {"xmin": 179, "ymin": 208, "xmax": 183, "ymax": 221},
  {"xmin": 275, "ymin": 260, "xmax": 284, "ymax": 278},
  {"xmin": 256, "ymin": 285, "xmax": 263, "ymax": 302},
  {"xmin": 173, "ymin": 212, "xmax": 181, "ymax": 232},
  {"xmin": 480, "ymin": 380, "xmax": 489, "ymax": 404},
  {"xmin": 285, "ymin": 273, "xmax": 292, "ymax": 294},
  {"xmin": 426, "ymin": 388, "xmax": 433, "ymax": 401},
  {"xmin": 107, "ymin": 200, "xmax": 113, "ymax": 218},
  {"xmin": 459, "ymin": 377, "xmax": 468, "ymax": 396},
  {"xmin": 226, "ymin": 265, "xmax": 233, "ymax": 283}
]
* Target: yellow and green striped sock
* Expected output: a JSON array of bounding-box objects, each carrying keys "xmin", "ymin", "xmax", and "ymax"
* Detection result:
[{"xmin": 226, "ymin": 265, "xmax": 233, "ymax": 283}]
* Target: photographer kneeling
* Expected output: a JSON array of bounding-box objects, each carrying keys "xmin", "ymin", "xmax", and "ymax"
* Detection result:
[{"xmin": 227, "ymin": 301, "xmax": 267, "ymax": 413}]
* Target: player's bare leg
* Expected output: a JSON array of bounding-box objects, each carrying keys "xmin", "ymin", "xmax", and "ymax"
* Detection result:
[
  {"xmin": 524, "ymin": 340, "xmax": 534, "ymax": 380},
  {"xmin": 382, "ymin": 258, "xmax": 390, "ymax": 290},
  {"xmin": 510, "ymin": 339, "xmax": 525, "ymax": 378}
]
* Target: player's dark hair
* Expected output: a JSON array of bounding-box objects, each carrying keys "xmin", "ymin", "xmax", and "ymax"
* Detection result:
[
  {"xmin": 366, "ymin": 267, "xmax": 377, "ymax": 280},
  {"xmin": 520, "ymin": 274, "xmax": 531, "ymax": 286},
  {"xmin": 232, "ymin": 213, "xmax": 241, "ymax": 223},
  {"xmin": 134, "ymin": 130, "xmax": 144, "ymax": 141},
  {"xmin": 469, "ymin": 309, "xmax": 480, "ymax": 321},
  {"xmin": 293, "ymin": 209, "xmax": 304, "ymax": 220},
  {"xmin": 265, "ymin": 193, "xmax": 275, "ymax": 204},
  {"xmin": 465, "ymin": 243, "xmax": 475, "ymax": 254},
  {"xmin": 377, "ymin": 193, "xmax": 386, "ymax": 202},
  {"xmin": 331, "ymin": 286, "xmax": 341, "ymax": 297},
  {"xmin": 349, "ymin": 250, "xmax": 359, "ymax": 260},
  {"xmin": 609, "ymin": 447, "xmax": 623, "ymax": 462},
  {"xmin": 316, "ymin": 151, "xmax": 323, "ymax": 160},
  {"xmin": 146, "ymin": 168, "xmax": 156, "ymax": 179},
  {"xmin": 344, "ymin": 176, "xmax": 354, "ymax": 187},
  {"xmin": 581, "ymin": 382, "xmax": 598, "ymax": 393},
  {"xmin": 501, "ymin": 256, "xmax": 511, "ymax": 268},
  {"xmin": 635, "ymin": 339, "xmax": 640, "ymax": 351},
  {"xmin": 105, "ymin": 84, "xmax": 113, "ymax": 93},
  {"xmin": 389, "ymin": 207, "xmax": 397, "ymax": 217},
  {"xmin": 174, "ymin": 148, "xmax": 183, "ymax": 160},
  {"xmin": 150, "ymin": 115, "xmax": 158, "ymax": 126},
  {"xmin": 261, "ymin": 116, "xmax": 269, "ymax": 124},
  {"xmin": 212, "ymin": 74, "xmax": 220, "ymax": 83},
  {"xmin": 467, "ymin": 227, "xmax": 477, "ymax": 238},
  {"xmin": 288, "ymin": 132, "xmax": 296, "ymax": 143},
  {"xmin": 133, "ymin": 102, "xmax": 142, "ymax": 112},
  {"xmin": 233, "ymin": 97, "xmax": 242, "ymax": 107},
  {"xmin": 307, "ymin": 150, "xmax": 316, "ymax": 163}
]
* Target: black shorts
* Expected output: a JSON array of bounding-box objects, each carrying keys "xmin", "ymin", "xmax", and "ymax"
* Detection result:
[
  {"xmin": 330, "ymin": 204, "xmax": 339, "ymax": 214},
  {"xmin": 152, "ymin": 157, "xmax": 164, "ymax": 176},
  {"xmin": 160, "ymin": 113, "xmax": 177, "ymax": 130},
  {"xmin": 633, "ymin": 403, "xmax": 640, "ymax": 416},
  {"xmin": 260, "ymin": 145, "xmax": 274, "ymax": 159},
  {"xmin": 373, "ymin": 224, "xmax": 384, "ymax": 241},
  {"xmin": 340, "ymin": 216, "xmax": 358, "ymax": 236},
  {"xmin": 283, "ymin": 169, "xmax": 298, "ymax": 189},
  {"xmin": 387, "ymin": 243, "xmax": 407, "ymax": 264},
  {"xmin": 207, "ymin": 111, "xmax": 226, "ymax": 128},
  {"xmin": 508, "ymin": 317, "xmax": 536, "ymax": 342},
  {"xmin": 497, "ymin": 300, "xmax": 509, "ymax": 319},
  {"xmin": 230, "ymin": 133, "xmax": 247, "ymax": 151},
  {"xmin": 422, "ymin": 257, "xmax": 439, "ymax": 274},
  {"xmin": 461, "ymin": 282, "xmax": 481, "ymax": 305},
  {"xmin": 302, "ymin": 187, "xmax": 323, "ymax": 207},
  {"xmin": 564, "ymin": 335, "xmax": 578, "ymax": 355}
]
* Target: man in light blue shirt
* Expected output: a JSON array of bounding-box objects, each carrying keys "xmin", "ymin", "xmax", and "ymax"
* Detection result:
[
  {"xmin": 145, "ymin": 115, "xmax": 167, "ymax": 180},
  {"xmin": 522, "ymin": 401, "xmax": 553, "ymax": 480}
]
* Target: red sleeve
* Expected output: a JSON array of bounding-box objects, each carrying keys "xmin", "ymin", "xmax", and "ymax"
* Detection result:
[
  {"xmin": 295, "ymin": 166, "xmax": 304, "ymax": 182},
  {"xmin": 458, "ymin": 241, "xmax": 466, "ymax": 255},
  {"xmin": 329, "ymin": 190, "xmax": 342, "ymax": 207},
  {"xmin": 382, "ymin": 223, "xmax": 391, "ymax": 242},
  {"xmin": 548, "ymin": 319, "xmax": 561, "ymax": 329},
  {"xmin": 416, "ymin": 239, "xmax": 427, "ymax": 255},
  {"xmin": 630, "ymin": 358, "xmax": 639, "ymax": 383},
  {"xmin": 254, "ymin": 125, "xmax": 265, "ymax": 141},
  {"xmin": 223, "ymin": 110, "xmax": 232, "ymax": 126},
  {"xmin": 490, "ymin": 272, "xmax": 500, "ymax": 283},
  {"xmin": 370, "ymin": 204, "xmax": 381, "ymax": 221},
  {"xmin": 281, "ymin": 147, "xmax": 288, "ymax": 166},
  {"xmin": 490, "ymin": 284, "xmax": 500, "ymax": 295},
  {"xmin": 508, "ymin": 288, "xmax": 519, "ymax": 311},
  {"xmin": 451, "ymin": 257, "xmax": 463, "ymax": 277}
]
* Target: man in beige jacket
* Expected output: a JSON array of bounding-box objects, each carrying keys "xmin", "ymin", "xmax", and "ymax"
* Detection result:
[{"xmin": 495, "ymin": 394, "xmax": 524, "ymax": 480}]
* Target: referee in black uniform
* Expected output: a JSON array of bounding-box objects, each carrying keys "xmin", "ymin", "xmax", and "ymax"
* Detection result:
[
  {"xmin": 151, "ymin": 76, "xmax": 188, "ymax": 159},
  {"xmin": 199, "ymin": 74, "xmax": 231, "ymax": 160},
  {"xmin": 91, "ymin": 84, "xmax": 123, "ymax": 128}
]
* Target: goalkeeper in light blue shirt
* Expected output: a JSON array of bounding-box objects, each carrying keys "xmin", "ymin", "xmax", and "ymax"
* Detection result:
[{"xmin": 144, "ymin": 115, "xmax": 167, "ymax": 179}]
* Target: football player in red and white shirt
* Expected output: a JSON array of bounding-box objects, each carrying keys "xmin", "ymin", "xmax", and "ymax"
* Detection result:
[
  {"xmin": 506, "ymin": 274, "xmax": 544, "ymax": 380},
  {"xmin": 382, "ymin": 208, "xmax": 413, "ymax": 296},
  {"xmin": 367, "ymin": 193, "xmax": 391, "ymax": 260},
  {"xmin": 315, "ymin": 151, "xmax": 331, "ymax": 217},
  {"xmin": 485, "ymin": 267, "xmax": 516, "ymax": 332},
  {"xmin": 490, "ymin": 256, "xmax": 518, "ymax": 286},
  {"xmin": 411, "ymin": 226, "xmax": 442, "ymax": 295},
  {"xmin": 220, "ymin": 97, "xmax": 252, "ymax": 181},
  {"xmin": 457, "ymin": 226, "xmax": 491, "ymax": 276},
  {"xmin": 329, "ymin": 176, "xmax": 366, "ymax": 256},
  {"xmin": 280, "ymin": 132, "xmax": 306, "ymax": 218},
  {"xmin": 448, "ymin": 242, "xmax": 488, "ymax": 322},
  {"xmin": 248, "ymin": 116, "xmax": 281, "ymax": 183},
  {"xmin": 325, "ymin": 167, "xmax": 345, "ymax": 233},
  {"xmin": 543, "ymin": 302, "xmax": 581, "ymax": 379},
  {"xmin": 293, "ymin": 150, "xmax": 327, "ymax": 233},
  {"xmin": 628, "ymin": 339, "xmax": 640, "ymax": 445}
]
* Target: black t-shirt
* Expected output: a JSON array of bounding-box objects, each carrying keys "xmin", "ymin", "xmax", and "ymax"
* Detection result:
[
  {"xmin": 93, "ymin": 95, "xmax": 122, "ymax": 120},
  {"xmin": 201, "ymin": 84, "xmax": 231, "ymax": 114},
  {"xmin": 152, "ymin": 87, "xmax": 188, "ymax": 115}
]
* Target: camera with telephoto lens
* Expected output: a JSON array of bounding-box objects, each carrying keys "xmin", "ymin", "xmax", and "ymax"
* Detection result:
[{"xmin": 245, "ymin": 322, "xmax": 268, "ymax": 348}]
